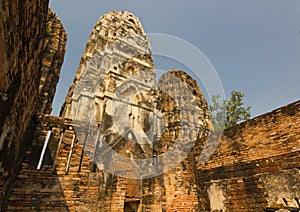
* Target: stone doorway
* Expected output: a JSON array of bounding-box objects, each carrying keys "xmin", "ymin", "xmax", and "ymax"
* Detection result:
[{"xmin": 124, "ymin": 200, "xmax": 140, "ymax": 212}]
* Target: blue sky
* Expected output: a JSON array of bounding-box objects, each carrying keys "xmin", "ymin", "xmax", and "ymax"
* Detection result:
[{"xmin": 50, "ymin": 0, "xmax": 300, "ymax": 118}]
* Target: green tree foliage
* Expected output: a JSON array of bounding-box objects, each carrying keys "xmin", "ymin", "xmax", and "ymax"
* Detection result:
[{"xmin": 209, "ymin": 90, "xmax": 251, "ymax": 131}]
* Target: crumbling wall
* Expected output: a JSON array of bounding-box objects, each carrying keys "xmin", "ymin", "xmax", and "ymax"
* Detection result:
[
  {"xmin": 5, "ymin": 114, "xmax": 128, "ymax": 211},
  {"xmin": 5, "ymin": 10, "xmax": 212, "ymax": 211},
  {"xmin": 59, "ymin": 10, "xmax": 212, "ymax": 211},
  {"xmin": 149, "ymin": 70, "xmax": 211, "ymax": 212},
  {"xmin": 0, "ymin": 0, "xmax": 49, "ymax": 208},
  {"xmin": 36, "ymin": 9, "xmax": 67, "ymax": 114},
  {"xmin": 195, "ymin": 100, "xmax": 300, "ymax": 211},
  {"xmin": 6, "ymin": 101, "xmax": 300, "ymax": 211},
  {"xmin": 5, "ymin": 67, "xmax": 212, "ymax": 212},
  {"xmin": 3, "ymin": 8, "xmax": 300, "ymax": 212}
]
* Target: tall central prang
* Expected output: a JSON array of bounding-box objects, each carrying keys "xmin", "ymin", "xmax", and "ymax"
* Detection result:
[{"xmin": 60, "ymin": 10, "xmax": 211, "ymax": 181}]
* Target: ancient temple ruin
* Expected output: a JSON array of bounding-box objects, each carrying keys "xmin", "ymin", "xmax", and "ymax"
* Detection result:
[{"xmin": 1, "ymin": 3, "xmax": 300, "ymax": 211}]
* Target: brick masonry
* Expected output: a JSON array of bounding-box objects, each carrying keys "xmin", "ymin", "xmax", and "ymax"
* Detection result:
[
  {"xmin": 1, "ymin": 5, "xmax": 300, "ymax": 212},
  {"xmin": 0, "ymin": 2, "xmax": 67, "ymax": 210},
  {"xmin": 36, "ymin": 9, "xmax": 67, "ymax": 114},
  {"xmin": 4, "ymin": 102, "xmax": 300, "ymax": 211},
  {"xmin": 195, "ymin": 100, "xmax": 300, "ymax": 211},
  {"xmin": 0, "ymin": 0, "xmax": 49, "ymax": 208}
]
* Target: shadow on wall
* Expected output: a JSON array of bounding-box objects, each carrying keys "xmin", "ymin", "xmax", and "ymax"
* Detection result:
[{"xmin": 5, "ymin": 118, "xmax": 69, "ymax": 211}]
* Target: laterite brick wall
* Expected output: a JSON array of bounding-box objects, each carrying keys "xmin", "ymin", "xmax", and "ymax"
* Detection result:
[
  {"xmin": 195, "ymin": 100, "xmax": 300, "ymax": 211},
  {"xmin": 0, "ymin": 2, "xmax": 66, "ymax": 209},
  {"xmin": 0, "ymin": 1, "xmax": 49, "ymax": 208}
]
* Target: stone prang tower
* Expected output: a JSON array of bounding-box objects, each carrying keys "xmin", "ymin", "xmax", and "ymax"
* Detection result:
[
  {"xmin": 4, "ymin": 10, "xmax": 212, "ymax": 211},
  {"xmin": 61, "ymin": 11, "xmax": 158, "ymax": 179},
  {"xmin": 3, "ymin": 8, "xmax": 300, "ymax": 212},
  {"xmin": 57, "ymin": 10, "xmax": 211, "ymax": 210}
]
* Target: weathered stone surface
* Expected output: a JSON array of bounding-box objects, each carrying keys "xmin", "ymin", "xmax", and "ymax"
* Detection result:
[
  {"xmin": 195, "ymin": 100, "xmax": 300, "ymax": 211},
  {"xmin": 60, "ymin": 10, "xmax": 154, "ymax": 118},
  {"xmin": 6, "ymin": 100, "xmax": 300, "ymax": 211},
  {"xmin": 0, "ymin": 2, "xmax": 67, "ymax": 209},
  {"xmin": 1, "ymin": 7, "xmax": 300, "ymax": 212},
  {"xmin": 4, "ymin": 10, "xmax": 212, "ymax": 211},
  {"xmin": 0, "ymin": 0, "xmax": 50, "ymax": 209},
  {"xmin": 36, "ymin": 9, "xmax": 67, "ymax": 114}
]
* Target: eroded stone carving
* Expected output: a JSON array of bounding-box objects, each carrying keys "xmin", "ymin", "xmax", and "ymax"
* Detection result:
[
  {"xmin": 261, "ymin": 169, "xmax": 300, "ymax": 208},
  {"xmin": 207, "ymin": 183, "xmax": 226, "ymax": 211},
  {"xmin": 61, "ymin": 11, "xmax": 211, "ymax": 180}
]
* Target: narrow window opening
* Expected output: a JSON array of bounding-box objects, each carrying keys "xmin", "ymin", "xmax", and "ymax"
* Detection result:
[
  {"xmin": 181, "ymin": 162, "xmax": 187, "ymax": 171},
  {"xmin": 91, "ymin": 163, "xmax": 97, "ymax": 172},
  {"xmin": 282, "ymin": 198, "xmax": 288, "ymax": 205},
  {"xmin": 295, "ymin": 197, "xmax": 300, "ymax": 208},
  {"xmin": 65, "ymin": 134, "xmax": 76, "ymax": 174},
  {"xmin": 124, "ymin": 200, "xmax": 140, "ymax": 212},
  {"xmin": 52, "ymin": 131, "xmax": 64, "ymax": 172},
  {"xmin": 91, "ymin": 124, "xmax": 101, "ymax": 172},
  {"xmin": 78, "ymin": 132, "xmax": 88, "ymax": 173},
  {"xmin": 37, "ymin": 131, "xmax": 52, "ymax": 170}
]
